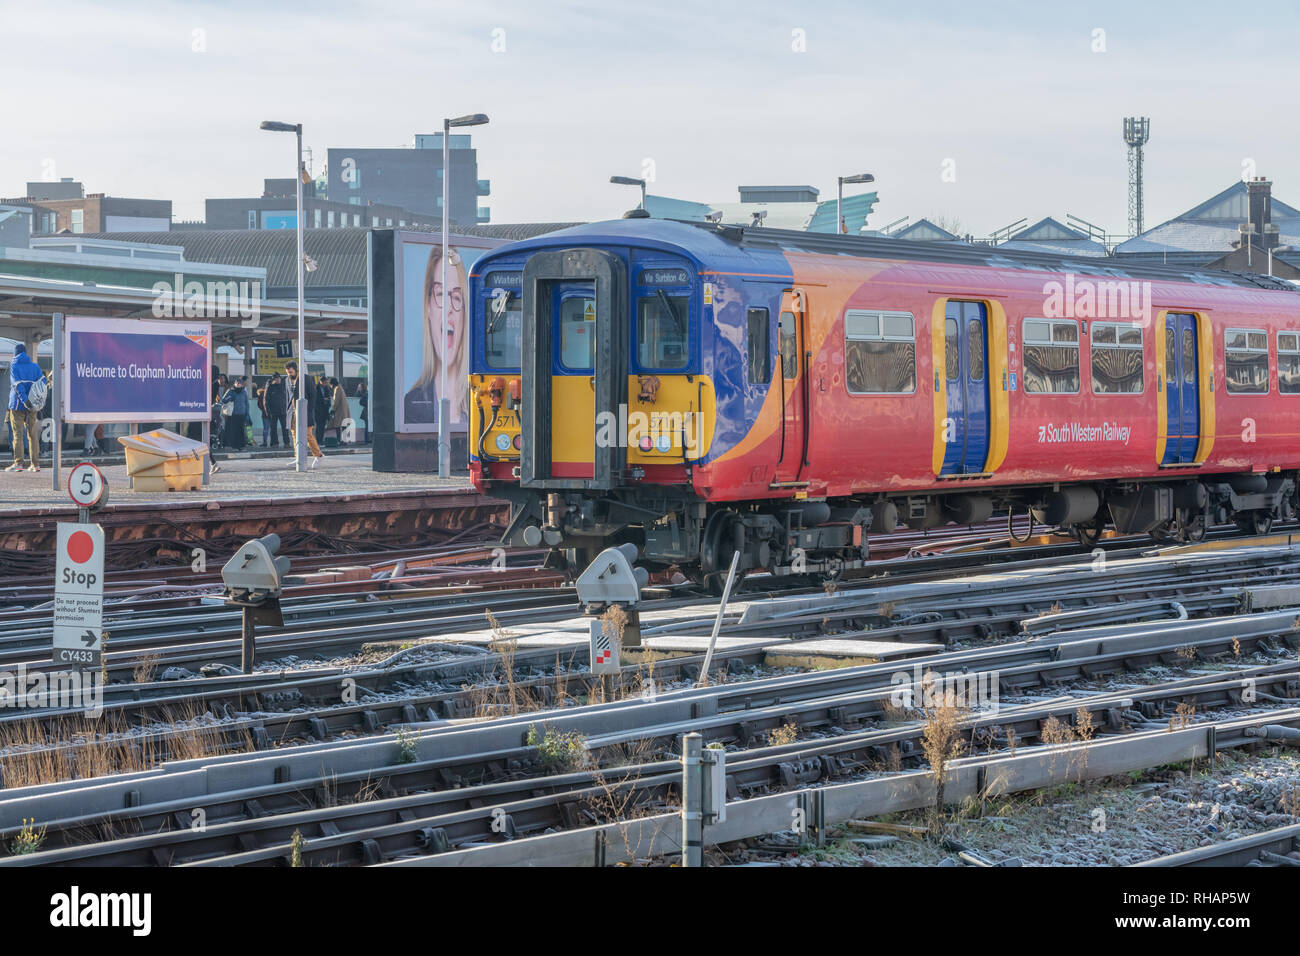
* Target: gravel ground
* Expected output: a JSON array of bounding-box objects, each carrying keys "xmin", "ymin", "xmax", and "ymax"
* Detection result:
[{"xmin": 717, "ymin": 749, "xmax": 1300, "ymax": 867}]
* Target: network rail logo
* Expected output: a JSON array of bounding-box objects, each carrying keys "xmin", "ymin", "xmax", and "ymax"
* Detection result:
[
  {"xmin": 1041, "ymin": 274, "xmax": 1153, "ymax": 323},
  {"xmin": 151, "ymin": 272, "xmax": 262, "ymax": 327},
  {"xmin": 0, "ymin": 666, "xmax": 103, "ymax": 718}
]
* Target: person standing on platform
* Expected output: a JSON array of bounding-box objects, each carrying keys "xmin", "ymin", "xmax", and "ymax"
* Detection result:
[
  {"xmin": 312, "ymin": 375, "xmax": 330, "ymax": 446},
  {"xmin": 5, "ymin": 343, "xmax": 42, "ymax": 472},
  {"xmin": 264, "ymin": 373, "xmax": 288, "ymax": 448},
  {"xmin": 220, "ymin": 377, "xmax": 249, "ymax": 451},
  {"xmin": 255, "ymin": 381, "xmax": 269, "ymax": 447},
  {"xmin": 211, "ymin": 374, "xmax": 229, "ymax": 450},
  {"xmin": 357, "ymin": 381, "xmax": 369, "ymax": 443},
  {"xmin": 284, "ymin": 361, "xmax": 323, "ymax": 467},
  {"xmin": 327, "ymin": 377, "xmax": 349, "ymax": 444}
]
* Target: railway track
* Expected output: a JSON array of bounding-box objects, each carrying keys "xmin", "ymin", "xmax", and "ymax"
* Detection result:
[
  {"xmin": 1136, "ymin": 822, "xmax": 1300, "ymax": 866},
  {"xmin": 4, "ymin": 527, "xmax": 1300, "ymax": 867},
  {"xmin": 3, "ymin": 608, "xmax": 1299, "ymax": 865}
]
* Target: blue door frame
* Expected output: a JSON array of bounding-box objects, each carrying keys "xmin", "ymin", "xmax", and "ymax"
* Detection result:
[
  {"xmin": 940, "ymin": 300, "xmax": 991, "ymax": 476},
  {"xmin": 1162, "ymin": 312, "xmax": 1200, "ymax": 465}
]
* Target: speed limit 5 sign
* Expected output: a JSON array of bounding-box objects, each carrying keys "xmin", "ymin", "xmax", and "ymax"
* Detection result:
[{"xmin": 68, "ymin": 462, "xmax": 108, "ymax": 511}]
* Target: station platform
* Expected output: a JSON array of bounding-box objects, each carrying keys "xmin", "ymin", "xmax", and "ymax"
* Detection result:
[
  {"xmin": 0, "ymin": 453, "xmax": 504, "ymax": 563},
  {"xmin": 0, "ymin": 452, "xmax": 469, "ymax": 511}
]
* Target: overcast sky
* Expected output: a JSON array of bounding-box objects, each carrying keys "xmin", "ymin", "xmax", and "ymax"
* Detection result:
[{"xmin": 5, "ymin": 0, "xmax": 1300, "ymax": 237}]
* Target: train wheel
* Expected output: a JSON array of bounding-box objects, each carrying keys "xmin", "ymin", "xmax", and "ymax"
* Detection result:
[
  {"xmin": 1234, "ymin": 512, "xmax": 1274, "ymax": 536},
  {"xmin": 700, "ymin": 510, "xmax": 739, "ymax": 577},
  {"xmin": 1072, "ymin": 520, "xmax": 1102, "ymax": 548}
]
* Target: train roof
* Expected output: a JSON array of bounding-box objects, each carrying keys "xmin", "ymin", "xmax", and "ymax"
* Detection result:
[
  {"xmin": 682, "ymin": 220, "xmax": 1299, "ymax": 293},
  {"xmin": 472, "ymin": 218, "xmax": 1300, "ymax": 295}
]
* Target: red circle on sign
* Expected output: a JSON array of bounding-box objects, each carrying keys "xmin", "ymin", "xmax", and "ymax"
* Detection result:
[{"xmin": 67, "ymin": 530, "xmax": 94, "ymax": 564}]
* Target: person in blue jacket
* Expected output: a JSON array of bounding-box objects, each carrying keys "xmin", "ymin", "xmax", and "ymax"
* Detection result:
[{"xmin": 6, "ymin": 343, "xmax": 42, "ymax": 472}]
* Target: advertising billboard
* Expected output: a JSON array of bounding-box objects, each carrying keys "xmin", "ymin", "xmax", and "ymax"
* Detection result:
[
  {"xmin": 370, "ymin": 230, "xmax": 507, "ymax": 472},
  {"xmin": 395, "ymin": 234, "xmax": 492, "ymax": 433},
  {"xmin": 63, "ymin": 317, "xmax": 212, "ymax": 423}
]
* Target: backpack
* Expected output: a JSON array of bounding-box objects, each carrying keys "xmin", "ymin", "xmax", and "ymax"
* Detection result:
[{"xmin": 26, "ymin": 376, "xmax": 48, "ymax": 412}]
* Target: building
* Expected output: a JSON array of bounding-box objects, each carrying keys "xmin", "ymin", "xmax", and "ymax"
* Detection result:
[
  {"xmin": 1115, "ymin": 178, "xmax": 1300, "ymax": 276},
  {"xmin": 326, "ymin": 132, "xmax": 490, "ymax": 226},
  {"xmin": 0, "ymin": 229, "xmax": 368, "ymax": 451},
  {"xmin": 996, "ymin": 217, "xmax": 1108, "ymax": 257},
  {"xmin": 204, "ymin": 178, "xmax": 436, "ymax": 233},
  {"xmin": 881, "ymin": 218, "xmax": 961, "ymax": 242},
  {"xmin": 643, "ymin": 184, "xmax": 879, "ymax": 234},
  {"xmin": 0, "ymin": 205, "xmax": 33, "ymax": 246},
  {"xmin": 2, "ymin": 179, "xmax": 172, "ymax": 234},
  {"xmin": 83, "ymin": 222, "xmax": 578, "ymax": 307}
]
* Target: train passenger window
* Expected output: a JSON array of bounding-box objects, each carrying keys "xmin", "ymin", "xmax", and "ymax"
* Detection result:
[
  {"xmin": 1279, "ymin": 332, "xmax": 1300, "ymax": 394},
  {"xmin": 559, "ymin": 296, "xmax": 595, "ymax": 370},
  {"xmin": 637, "ymin": 294, "xmax": 689, "ymax": 370},
  {"xmin": 1225, "ymin": 328, "xmax": 1269, "ymax": 394},
  {"xmin": 484, "ymin": 290, "xmax": 522, "ymax": 369},
  {"xmin": 844, "ymin": 309, "xmax": 916, "ymax": 394},
  {"xmin": 944, "ymin": 318, "xmax": 959, "ymax": 379},
  {"xmin": 1021, "ymin": 318, "xmax": 1079, "ymax": 394},
  {"xmin": 1091, "ymin": 322, "xmax": 1144, "ymax": 394},
  {"xmin": 779, "ymin": 311, "xmax": 797, "ymax": 379},
  {"xmin": 967, "ymin": 319, "xmax": 986, "ymax": 381},
  {"xmin": 746, "ymin": 308, "xmax": 771, "ymax": 385}
]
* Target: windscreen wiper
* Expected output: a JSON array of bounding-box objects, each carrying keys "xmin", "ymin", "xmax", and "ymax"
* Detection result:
[{"xmin": 656, "ymin": 288, "xmax": 685, "ymax": 333}]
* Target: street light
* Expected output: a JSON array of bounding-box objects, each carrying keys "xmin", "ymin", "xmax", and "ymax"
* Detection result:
[
  {"xmin": 439, "ymin": 112, "xmax": 489, "ymax": 478},
  {"xmin": 1269, "ymin": 244, "xmax": 1292, "ymax": 277},
  {"xmin": 260, "ymin": 119, "xmax": 307, "ymax": 473},
  {"xmin": 610, "ymin": 175, "xmax": 647, "ymax": 210},
  {"xmin": 837, "ymin": 172, "xmax": 875, "ymax": 235}
]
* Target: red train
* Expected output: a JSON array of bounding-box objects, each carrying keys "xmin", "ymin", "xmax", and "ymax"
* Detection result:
[{"xmin": 467, "ymin": 218, "xmax": 1300, "ymax": 582}]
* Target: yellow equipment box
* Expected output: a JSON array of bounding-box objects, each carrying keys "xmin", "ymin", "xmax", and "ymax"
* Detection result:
[{"xmin": 117, "ymin": 429, "xmax": 208, "ymax": 492}]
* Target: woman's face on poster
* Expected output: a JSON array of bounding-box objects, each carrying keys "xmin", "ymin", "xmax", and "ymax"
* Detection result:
[{"xmin": 427, "ymin": 271, "xmax": 465, "ymax": 365}]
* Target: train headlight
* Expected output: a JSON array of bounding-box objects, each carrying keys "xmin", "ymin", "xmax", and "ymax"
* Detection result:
[
  {"xmin": 513, "ymin": 434, "xmax": 522, "ymax": 450},
  {"xmin": 495, "ymin": 433, "xmax": 511, "ymax": 451},
  {"xmin": 655, "ymin": 435, "xmax": 672, "ymax": 453},
  {"xmin": 638, "ymin": 436, "xmax": 653, "ymax": 452}
]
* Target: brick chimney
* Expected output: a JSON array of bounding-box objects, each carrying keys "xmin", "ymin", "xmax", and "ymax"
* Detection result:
[{"xmin": 1247, "ymin": 177, "xmax": 1275, "ymax": 248}]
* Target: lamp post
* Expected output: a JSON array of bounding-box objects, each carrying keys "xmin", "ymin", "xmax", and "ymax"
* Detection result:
[
  {"xmin": 610, "ymin": 175, "xmax": 647, "ymax": 210},
  {"xmin": 837, "ymin": 172, "xmax": 874, "ymax": 235},
  {"xmin": 1269, "ymin": 244, "xmax": 1292, "ymax": 278},
  {"xmin": 439, "ymin": 113, "xmax": 489, "ymax": 478},
  {"xmin": 259, "ymin": 120, "xmax": 306, "ymax": 472}
]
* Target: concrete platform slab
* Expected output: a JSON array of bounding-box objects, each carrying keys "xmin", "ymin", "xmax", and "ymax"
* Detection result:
[
  {"xmin": 426, "ymin": 619, "xmax": 591, "ymax": 649},
  {"xmin": 629, "ymin": 635, "xmax": 791, "ymax": 656},
  {"xmin": 765, "ymin": 638, "xmax": 942, "ymax": 668}
]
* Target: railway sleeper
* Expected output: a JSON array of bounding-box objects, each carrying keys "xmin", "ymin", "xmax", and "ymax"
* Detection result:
[{"xmin": 416, "ymin": 826, "xmax": 450, "ymax": 853}]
